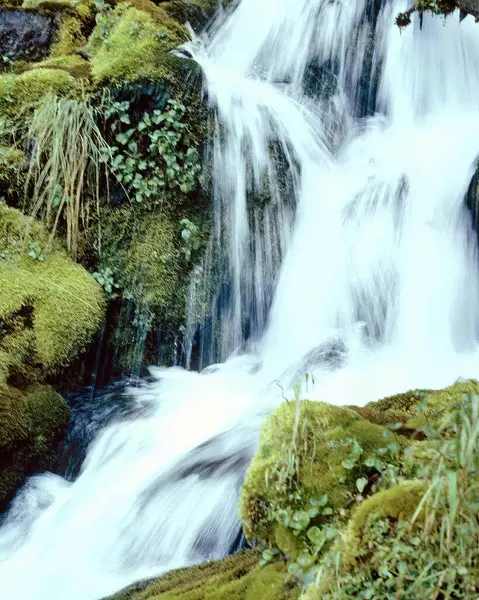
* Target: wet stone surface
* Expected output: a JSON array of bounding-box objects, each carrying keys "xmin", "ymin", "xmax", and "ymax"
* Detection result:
[{"xmin": 0, "ymin": 8, "xmax": 57, "ymax": 62}]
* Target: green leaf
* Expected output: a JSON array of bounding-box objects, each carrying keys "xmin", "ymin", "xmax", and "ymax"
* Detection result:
[
  {"xmin": 290, "ymin": 511, "xmax": 310, "ymax": 531},
  {"xmin": 115, "ymin": 133, "xmax": 129, "ymax": 145},
  {"xmin": 307, "ymin": 526, "xmax": 325, "ymax": 546},
  {"xmin": 356, "ymin": 477, "xmax": 368, "ymax": 493},
  {"xmin": 297, "ymin": 552, "xmax": 314, "ymax": 568},
  {"xmin": 342, "ymin": 458, "xmax": 357, "ymax": 470}
]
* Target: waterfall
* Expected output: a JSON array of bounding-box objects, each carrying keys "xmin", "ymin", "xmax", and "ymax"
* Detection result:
[{"xmin": 2, "ymin": 1, "xmax": 479, "ymax": 598}]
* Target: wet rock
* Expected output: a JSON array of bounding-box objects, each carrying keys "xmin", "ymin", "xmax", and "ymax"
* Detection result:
[{"xmin": 0, "ymin": 8, "xmax": 57, "ymax": 62}]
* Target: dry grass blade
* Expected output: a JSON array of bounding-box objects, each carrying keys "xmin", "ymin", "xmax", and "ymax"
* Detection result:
[{"xmin": 22, "ymin": 94, "xmax": 111, "ymax": 259}]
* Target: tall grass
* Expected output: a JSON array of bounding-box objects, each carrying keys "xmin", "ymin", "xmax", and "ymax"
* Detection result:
[{"xmin": 22, "ymin": 94, "xmax": 111, "ymax": 259}]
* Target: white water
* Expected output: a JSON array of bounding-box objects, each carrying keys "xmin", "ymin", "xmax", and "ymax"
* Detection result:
[{"xmin": 3, "ymin": 1, "xmax": 479, "ymax": 598}]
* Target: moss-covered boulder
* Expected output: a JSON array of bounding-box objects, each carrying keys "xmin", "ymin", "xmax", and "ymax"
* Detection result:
[
  {"xmin": 0, "ymin": 67, "xmax": 81, "ymax": 115},
  {"xmin": 102, "ymin": 549, "xmax": 300, "ymax": 600},
  {"xmin": 0, "ymin": 383, "xmax": 70, "ymax": 509},
  {"xmin": 0, "ymin": 202, "xmax": 106, "ymax": 385},
  {"xmin": 0, "ymin": 7, "xmax": 57, "ymax": 61},
  {"xmin": 239, "ymin": 401, "xmax": 403, "ymax": 554},
  {"xmin": 86, "ymin": 2, "xmax": 187, "ymax": 85}
]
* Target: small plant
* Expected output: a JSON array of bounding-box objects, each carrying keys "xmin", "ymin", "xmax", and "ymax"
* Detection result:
[
  {"xmin": 309, "ymin": 394, "xmax": 479, "ymax": 599},
  {"xmin": 179, "ymin": 218, "xmax": 201, "ymax": 261},
  {"xmin": 93, "ymin": 266, "xmax": 118, "ymax": 297},
  {"xmin": 28, "ymin": 241, "xmax": 45, "ymax": 261},
  {"xmin": 20, "ymin": 94, "xmax": 111, "ymax": 259},
  {"xmin": 102, "ymin": 97, "xmax": 203, "ymax": 204}
]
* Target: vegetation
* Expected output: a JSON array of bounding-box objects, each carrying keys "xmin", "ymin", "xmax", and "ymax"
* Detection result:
[
  {"xmin": 0, "ymin": 384, "xmax": 70, "ymax": 509},
  {"xmin": 102, "ymin": 549, "xmax": 299, "ymax": 600},
  {"xmin": 19, "ymin": 94, "xmax": 110, "ymax": 259},
  {"xmin": 0, "ymin": 203, "xmax": 106, "ymax": 383}
]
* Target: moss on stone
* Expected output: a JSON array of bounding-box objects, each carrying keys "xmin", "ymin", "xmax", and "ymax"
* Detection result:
[
  {"xmin": 50, "ymin": 13, "xmax": 87, "ymax": 57},
  {"xmin": 86, "ymin": 3, "xmax": 187, "ymax": 85},
  {"xmin": 0, "ymin": 68, "xmax": 82, "ymax": 115},
  {"xmin": 0, "ymin": 383, "xmax": 69, "ymax": 508},
  {"xmin": 366, "ymin": 379, "xmax": 479, "ymax": 428},
  {"xmin": 20, "ymin": 54, "xmax": 91, "ymax": 79},
  {"xmin": 101, "ymin": 206, "xmax": 186, "ymax": 314},
  {"xmin": 0, "ymin": 146, "xmax": 24, "ymax": 199},
  {"xmin": 346, "ymin": 480, "xmax": 427, "ymax": 555},
  {"xmin": 103, "ymin": 549, "xmax": 300, "ymax": 600},
  {"xmin": 0, "ymin": 203, "xmax": 105, "ymax": 383},
  {"xmin": 22, "ymin": 0, "xmax": 95, "ymax": 19},
  {"xmin": 239, "ymin": 401, "xmax": 402, "ymax": 549}
]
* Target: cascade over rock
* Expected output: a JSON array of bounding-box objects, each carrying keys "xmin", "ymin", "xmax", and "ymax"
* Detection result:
[{"xmin": 1, "ymin": 0, "xmax": 479, "ymax": 599}]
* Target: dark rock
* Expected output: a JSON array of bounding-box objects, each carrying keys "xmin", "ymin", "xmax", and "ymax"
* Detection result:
[{"xmin": 0, "ymin": 8, "xmax": 57, "ymax": 62}]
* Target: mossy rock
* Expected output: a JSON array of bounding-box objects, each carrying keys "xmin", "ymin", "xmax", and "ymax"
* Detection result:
[
  {"xmin": 239, "ymin": 401, "xmax": 403, "ymax": 550},
  {"xmin": 0, "ymin": 203, "xmax": 106, "ymax": 385},
  {"xmin": 344, "ymin": 480, "xmax": 427, "ymax": 563},
  {"xmin": 0, "ymin": 145, "xmax": 24, "ymax": 200},
  {"xmin": 102, "ymin": 549, "xmax": 300, "ymax": 600},
  {"xmin": 22, "ymin": 0, "xmax": 95, "ymax": 20},
  {"xmin": 0, "ymin": 383, "xmax": 69, "ymax": 508},
  {"xmin": 20, "ymin": 54, "xmax": 91, "ymax": 79},
  {"xmin": 101, "ymin": 207, "xmax": 185, "ymax": 313},
  {"xmin": 0, "ymin": 67, "xmax": 81, "ymax": 115},
  {"xmin": 86, "ymin": 3, "xmax": 187, "ymax": 85},
  {"xmin": 365, "ymin": 379, "xmax": 479, "ymax": 428}
]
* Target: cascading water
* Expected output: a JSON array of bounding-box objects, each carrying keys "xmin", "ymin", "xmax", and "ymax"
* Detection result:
[{"xmin": 2, "ymin": 1, "xmax": 479, "ymax": 598}]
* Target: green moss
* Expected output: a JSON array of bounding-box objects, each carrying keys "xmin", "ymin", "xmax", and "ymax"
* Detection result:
[
  {"xmin": 22, "ymin": 0, "xmax": 94, "ymax": 18},
  {"xmin": 367, "ymin": 379, "xmax": 479, "ymax": 428},
  {"xmin": 346, "ymin": 480, "xmax": 427, "ymax": 558},
  {"xmin": 0, "ymin": 146, "xmax": 24, "ymax": 199},
  {"xmin": 21, "ymin": 55, "xmax": 91, "ymax": 79},
  {"xmin": 0, "ymin": 203, "xmax": 105, "ymax": 383},
  {"xmin": 101, "ymin": 207, "xmax": 185, "ymax": 313},
  {"xmin": 240, "ymin": 401, "xmax": 402, "ymax": 548},
  {"xmin": 103, "ymin": 550, "xmax": 300, "ymax": 600},
  {"xmin": 0, "ymin": 384, "xmax": 69, "ymax": 508},
  {"xmin": 50, "ymin": 14, "xmax": 87, "ymax": 57},
  {"xmin": 86, "ymin": 4, "xmax": 188, "ymax": 85},
  {"xmin": 0, "ymin": 68, "xmax": 82, "ymax": 116}
]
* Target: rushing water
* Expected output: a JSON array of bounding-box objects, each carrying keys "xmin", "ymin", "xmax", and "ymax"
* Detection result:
[{"xmin": 3, "ymin": 1, "xmax": 479, "ymax": 598}]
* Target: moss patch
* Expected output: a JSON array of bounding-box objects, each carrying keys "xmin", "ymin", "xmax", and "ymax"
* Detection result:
[
  {"xmin": 0, "ymin": 68, "xmax": 82, "ymax": 115},
  {"xmin": 103, "ymin": 549, "xmax": 300, "ymax": 600},
  {"xmin": 22, "ymin": 0, "xmax": 95, "ymax": 19},
  {"xmin": 0, "ymin": 383, "xmax": 69, "ymax": 508},
  {"xmin": 0, "ymin": 203, "xmax": 105, "ymax": 384},
  {"xmin": 240, "ymin": 401, "xmax": 402, "ymax": 549},
  {"xmin": 86, "ymin": 3, "xmax": 187, "ymax": 85},
  {"xmin": 20, "ymin": 54, "xmax": 91, "ymax": 79}
]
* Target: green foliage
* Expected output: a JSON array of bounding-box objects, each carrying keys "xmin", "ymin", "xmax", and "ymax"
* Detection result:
[
  {"xmin": 93, "ymin": 265, "xmax": 118, "ymax": 297},
  {"xmin": 28, "ymin": 241, "xmax": 46, "ymax": 261},
  {"xmin": 239, "ymin": 385, "xmax": 404, "ymax": 580},
  {"xmin": 18, "ymin": 93, "xmax": 111, "ymax": 259},
  {"xmin": 0, "ymin": 384, "xmax": 70, "ymax": 509},
  {"xmin": 179, "ymin": 218, "xmax": 201, "ymax": 260},
  {"xmin": 304, "ymin": 391, "xmax": 479, "ymax": 600},
  {"xmin": 103, "ymin": 97, "xmax": 203, "ymax": 203}
]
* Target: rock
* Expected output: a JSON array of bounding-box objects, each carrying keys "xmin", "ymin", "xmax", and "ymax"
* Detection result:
[
  {"xmin": 0, "ymin": 384, "xmax": 70, "ymax": 510},
  {"xmin": 100, "ymin": 549, "xmax": 299, "ymax": 600},
  {"xmin": 86, "ymin": 2, "xmax": 188, "ymax": 85},
  {"xmin": 0, "ymin": 202, "xmax": 106, "ymax": 386},
  {"xmin": 0, "ymin": 7, "xmax": 57, "ymax": 61},
  {"xmin": 239, "ymin": 401, "xmax": 403, "ymax": 551}
]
